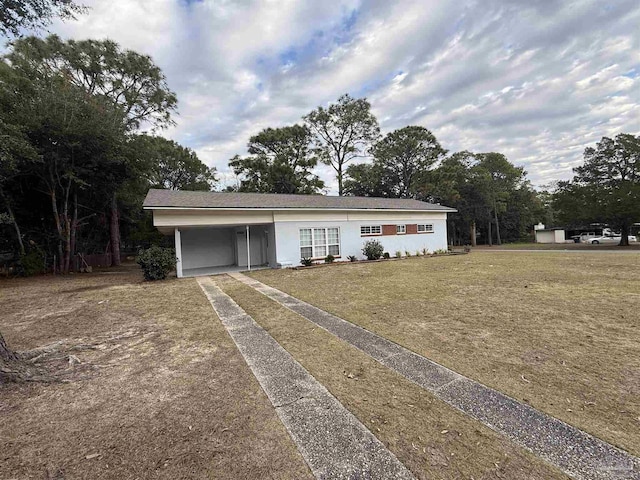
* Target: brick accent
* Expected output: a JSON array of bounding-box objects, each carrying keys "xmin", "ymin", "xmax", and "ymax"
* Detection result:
[
  {"xmin": 406, "ymin": 224, "xmax": 418, "ymax": 234},
  {"xmin": 382, "ymin": 225, "xmax": 397, "ymax": 235}
]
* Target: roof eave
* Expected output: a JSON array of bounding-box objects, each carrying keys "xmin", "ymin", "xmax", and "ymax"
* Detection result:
[{"xmin": 143, "ymin": 206, "xmax": 457, "ymax": 213}]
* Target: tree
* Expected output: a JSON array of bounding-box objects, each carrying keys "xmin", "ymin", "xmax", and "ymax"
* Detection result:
[
  {"xmin": 0, "ymin": 0, "xmax": 84, "ymax": 37},
  {"xmin": 304, "ymin": 94, "xmax": 379, "ymax": 195},
  {"xmin": 229, "ymin": 125, "xmax": 324, "ymax": 194},
  {"xmin": 132, "ymin": 135, "xmax": 216, "ymax": 191},
  {"xmin": 555, "ymin": 134, "xmax": 640, "ymax": 246},
  {"xmin": 474, "ymin": 153, "xmax": 526, "ymax": 245},
  {"xmin": 371, "ymin": 126, "xmax": 446, "ymax": 198},
  {"xmin": 343, "ymin": 162, "xmax": 389, "ymax": 197},
  {"xmin": 6, "ymin": 35, "xmax": 178, "ymax": 265}
]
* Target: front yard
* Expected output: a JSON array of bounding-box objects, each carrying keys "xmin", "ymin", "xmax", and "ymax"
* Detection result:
[
  {"xmin": 249, "ymin": 251, "xmax": 640, "ymax": 456},
  {"xmin": 0, "ymin": 266, "xmax": 311, "ymax": 479}
]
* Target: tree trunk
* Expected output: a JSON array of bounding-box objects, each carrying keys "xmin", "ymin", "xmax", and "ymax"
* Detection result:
[
  {"xmin": 0, "ymin": 187, "xmax": 25, "ymax": 256},
  {"xmin": 337, "ymin": 165, "xmax": 343, "ymax": 196},
  {"xmin": 493, "ymin": 201, "xmax": 502, "ymax": 245},
  {"xmin": 619, "ymin": 224, "xmax": 630, "ymax": 247},
  {"xmin": 470, "ymin": 221, "xmax": 477, "ymax": 247},
  {"xmin": 487, "ymin": 221, "xmax": 493, "ymax": 246},
  {"xmin": 70, "ymin": 194, "xmax": 78, "ymax": 271},
  {"xmin": 0, "ymin": 331, "xmax": 17, "ymax": 362},
  {"xmin": 110, "ymin": 192, "xmax": 121, "ymax": 266}
]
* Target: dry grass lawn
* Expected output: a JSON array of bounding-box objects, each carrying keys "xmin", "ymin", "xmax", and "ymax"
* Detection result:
[
  {"xmin": 0, "ymin": 266, "xmax": 312, "ymax": 480},
  {"xmin": 216, "ymin": 275, "xmax": 567, "ymax": 480},
  {"xmin": 249, "ymin": 251, "xmax": 640, "ymax": 457}
]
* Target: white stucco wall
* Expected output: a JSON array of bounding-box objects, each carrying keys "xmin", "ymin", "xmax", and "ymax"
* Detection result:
[
  {"xmin": 180, "ymin": 228, "xmax": 235, "ymax": 269},
  {"xmin": 274, "ymin": 218, "xmax": 448, "ymax": 266}
]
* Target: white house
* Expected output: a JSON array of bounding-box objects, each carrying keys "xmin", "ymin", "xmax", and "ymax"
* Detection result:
[{"xmin": 143, "ymin": 189, "xmax": 457, "ymax": 277}]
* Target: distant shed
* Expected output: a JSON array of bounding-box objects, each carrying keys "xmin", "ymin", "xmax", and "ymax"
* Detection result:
[{"xmin": 535, "ymin": 228, "xmax": 566, "ymax": 244}]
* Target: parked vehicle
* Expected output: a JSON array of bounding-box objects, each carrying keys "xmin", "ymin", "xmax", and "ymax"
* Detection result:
[
  {"xmin": 570, "ymin": 232, "xmax": 597, "ymax": 243},
  {"xmin": 588, "ymin": 235, "xmax": 637, "ymax": 244}
]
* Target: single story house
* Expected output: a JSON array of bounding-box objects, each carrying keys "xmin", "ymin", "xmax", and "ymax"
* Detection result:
[
  {"xmin": 143, "ymin": 189, "xmax": 457, "ymax": 277},
  {"xmin": 534, "ymin": 228, "xmax": 566, "ymax": 244}
]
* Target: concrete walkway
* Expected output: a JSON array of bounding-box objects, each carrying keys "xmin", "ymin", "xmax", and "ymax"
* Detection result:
[
  {"xmin": 196, "ymin": 277, "xmax": 415, "ymax": 480},
  {"xmin": 230, "ymin": 272, "xmax": 640, "ymax": 480}
]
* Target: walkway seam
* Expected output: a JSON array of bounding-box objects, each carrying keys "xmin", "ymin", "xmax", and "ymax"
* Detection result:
[
  {"xmin": 196, "ymin": 276, "xmax": 415, "ymax": 480},
  {"xmin": 229, "ymin": 272, "xmax": 640, "ymax": 480}
]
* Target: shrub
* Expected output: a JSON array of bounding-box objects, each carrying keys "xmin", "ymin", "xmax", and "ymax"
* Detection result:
[
  {"xmin": 136, "ymin": 246, "xmax": 176, "ymax": 281},
  {"xmin": 347, "ymin": 255, "xmax": 358, "ymax": 262},
  {"xmin": 325, "ymin": 254, "xmax": 335, "ymax": 263},
  {"xmin": 415, "ymin": 250, "xmax": 421, "ymax": 257},
  {"xmin": 301, "ymin": 257, "xmax": 313, "ymax": 266},
  {"xmin": 17, "ymin": 249, "xmax": 45, "ymax": 276},
  {"xmin": 422, "ymin": 247, "xmax": 429, "ymax": 256},
  {"xmin": 434, "ymin": 248, "xmax": 448, "ymax": 255},
  {"xmin": 383, "ymin": 252, "xmax": 390, "ymax": 259},
  {"xmin": 405, "ymin": 250, "xmax": 411, "ymax": 257},
  {"xmin": 362, "ymin": 239, "xmax": 384, "ymax": 260},
  {"xmin": 395, "ymin": 250, "xmax": 402, "ymax": 258}
]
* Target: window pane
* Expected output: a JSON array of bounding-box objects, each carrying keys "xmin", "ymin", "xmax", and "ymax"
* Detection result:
[
  {"xmin": 300, "ymin": 228, "xmax": 312, "ymax": 246},
  {"xmin": 315, "ymin": 245, "xmax": 327, "ymax": 257},
  {"xmin": 327, "ymin": 228, "xmax": 339, "ymax": 243},
  {"xmin": 372, "ymin": 225, "xmax": 381, "ymax": 234},
  {"xmin": 360, "ymin": 226, "xmax": 369, "ymax": 235},
  {"xmin": 426, "ymin": 224, "xmax": 433, "ymax": 231},
  {"xmin": 397, "ymin": 225, "xmax": 406, "ymax": 234},
  {"xmin": 300, "ymin": 246, "xmax": 312, "ymax": 258},
  {"xmin": 328, "ymin": 245, "xmax": 340, "ymax": 255},
  {"xmin": 314, "ymin": 228, "xmax": 326, "ymax": 245}
]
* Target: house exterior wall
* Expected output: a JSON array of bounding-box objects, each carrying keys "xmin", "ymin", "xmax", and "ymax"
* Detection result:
[
  {"xmin": 273, "ymin": 216, "xmax": 448, "ymax": 266},
  {"xmin": 180, "ymin": 227, "xmax": 235, "ymax": 270}
]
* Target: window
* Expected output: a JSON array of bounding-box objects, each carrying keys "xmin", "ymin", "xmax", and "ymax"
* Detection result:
[
  {"xmin": 417, "ymin": 224, "xmax": 434, "ymax": 233},
  {"xmin": 396, "ymin": 224, "xmax": 406, "ymax": 234},
  {"xmin": 360, "ymin": 225, "xmax": 382, "ymax": 236},
  {"xmin": 300, "ymin": 227, "xmax": 340, "ymax": 258}
]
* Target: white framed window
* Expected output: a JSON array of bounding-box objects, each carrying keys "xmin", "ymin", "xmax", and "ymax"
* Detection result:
[
  {"xmin": 300, "ymin": 227, "xmax": 340, "ymax": 258},
  {"xmin": 417, "ymin": 224, "xmax": 434, "ymax": 233},
  {"xmin": 360, "ymin": 225, "xmax": 382, "ymax": 236},
  {"xmin": 396, "ymin": 224, "xmax": 406, "ymax": 234}
]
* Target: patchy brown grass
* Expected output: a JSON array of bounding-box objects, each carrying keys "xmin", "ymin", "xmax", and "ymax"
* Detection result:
[
  {"xmin": 249, "ymin": 251, "xmax": 640, "ymax": 456},
  {"xmin": 0, "ymin": 266, "xmax": 311, "ymax": 480},
  {"xmin": 216, "ymin": 275, "xmax": 568, "ymax": 480}
]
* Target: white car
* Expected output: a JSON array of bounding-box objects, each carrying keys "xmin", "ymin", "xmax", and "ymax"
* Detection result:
[{"xmin": 589, "ymin": 235, "xmax": 637, "ymax": 244}]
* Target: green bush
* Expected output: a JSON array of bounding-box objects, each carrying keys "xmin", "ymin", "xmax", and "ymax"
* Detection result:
[
  {"xmin": 325, "ymin": 254, "xmax": 335, "ymax": 263},
  {"xmin": 362, "ymin": 239, "xmax": 384, "ymax": 260},
  {"xmin": 347, "ymin": 255, "xmax": 358, "ymax": 262},
  {"xmin": 422, "ymin": 247, "xmax": 429, "ymax": 255},
  {"xmin": 395, "ymin": 250, "xmax": 402, "ymax": 258},
  {"xmin": 405, "ymin": 250, "xmax": 411, "ymax": 257},
  {"xmin": 136, "ymin": 246, "xmax": 176, "ymax": 281},
  {"xmin": 301, "ymin": 257, "xmax": 313, "ymax": 266},
  {"xmin": 383, "ymin": 252, "xmax": 390, "ymax": 259},
  {"xmin": 18, "ymin": 249, "xmax": 45, "ymax": 276}
]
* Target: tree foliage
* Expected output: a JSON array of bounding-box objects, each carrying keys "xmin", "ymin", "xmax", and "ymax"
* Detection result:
[
  {"xmin": 0, "ymin": 0, "xmax": 84, "ymax": 37},
  {"xmin": 304, "ymin": 94, "xmax": 379, "ymax": 195},
  {"xmin": 229, "ymin": 125, "xmax": 324, "ymax": 194},
  {"xmin": 131, "ymin": 135, "xmax": 216, "ymax": 191},
  {"xmin": 371, "ymin": 126, "xmax": 446, "ymax": 198}
]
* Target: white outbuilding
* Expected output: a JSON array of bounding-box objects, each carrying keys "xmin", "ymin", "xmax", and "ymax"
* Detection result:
[{"xmin": 143, "ymin": 189, "xmax": 457, "ymax": 277}]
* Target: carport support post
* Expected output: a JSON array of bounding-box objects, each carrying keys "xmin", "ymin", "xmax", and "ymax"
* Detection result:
[
  {"xmin": 246, "ymin": 225, "xmax": 251, "ymax": 271},
  {"xmin": 174, "ymin": 228, "xmax": 183, "ymax": 278}
]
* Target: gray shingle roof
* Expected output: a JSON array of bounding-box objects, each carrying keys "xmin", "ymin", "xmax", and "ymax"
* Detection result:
[{"xmin": 143, "ymin": 189, "xmax": 456, "ymax": 212}]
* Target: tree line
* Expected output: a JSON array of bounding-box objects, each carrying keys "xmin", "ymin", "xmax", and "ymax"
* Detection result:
[{"xmin": 0, "ymin": 35, "xmax": 216, "ymax": 273}]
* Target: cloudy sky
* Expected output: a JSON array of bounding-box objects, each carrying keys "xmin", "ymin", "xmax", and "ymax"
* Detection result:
[{"xmin": 37, "ymin": 0, "xmax": 640, "ymax": 192}]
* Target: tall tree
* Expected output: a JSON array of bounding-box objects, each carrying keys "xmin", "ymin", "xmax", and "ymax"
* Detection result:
[
  {"xmin": 6, "ymin": 35, "xmax": 178, "ymax": 265},
  {"xmin": 554, "ymin": 134, "xmax": 640, "ymax": 246},
  {"xmin": 131, "ymin": 135, "xmax": 216, "ymax": 191},
  {"xmin": 0, "ymin": 0, "xmax": 84, "ymax": 37},
  {"xmin": 304, "ymin": 94, "xmax": 379, "ymax": 195},
  {"xmin": 229, "ymin": 125, "xmax": 324, "ymax": 194},
  {"xmin": 372, "ymin": 126, "xmax": 446, "ymax": 198},
  {"xmin": 474, "ymin": 153, "xmax": 526, "ymax": 245}
]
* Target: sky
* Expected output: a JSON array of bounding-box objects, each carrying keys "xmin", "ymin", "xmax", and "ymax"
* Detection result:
[{"xmin": 23, "ymin": 0, "xmax": 640, "ymax": 193}]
